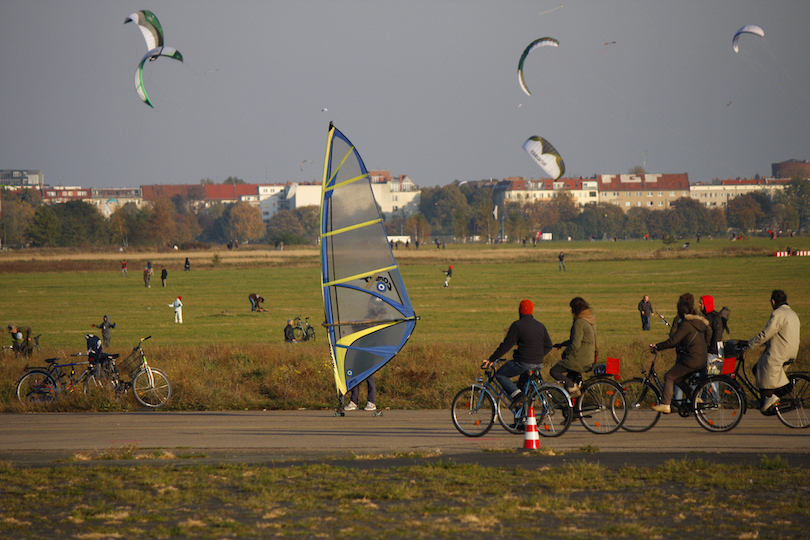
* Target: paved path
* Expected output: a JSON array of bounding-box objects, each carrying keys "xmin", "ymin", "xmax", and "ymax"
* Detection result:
[{"xmin": 2, "ymin": 409, "xmax": 808, "ymax": 467}]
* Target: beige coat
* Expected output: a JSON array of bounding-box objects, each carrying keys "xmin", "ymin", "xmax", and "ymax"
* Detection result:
[{"xmin": 748, "ymin": 304, "xmax": 801, "ymax": 389}]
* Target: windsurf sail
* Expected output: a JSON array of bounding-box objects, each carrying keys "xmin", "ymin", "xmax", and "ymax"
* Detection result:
[{"xmin": 320, "ymin": 123, "xmax": 418, "ymax": 402}]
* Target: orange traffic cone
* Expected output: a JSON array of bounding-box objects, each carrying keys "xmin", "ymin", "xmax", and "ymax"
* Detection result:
[{"xmin": 522, "ymin": 405, "xmax": 540, "ymax": 450}]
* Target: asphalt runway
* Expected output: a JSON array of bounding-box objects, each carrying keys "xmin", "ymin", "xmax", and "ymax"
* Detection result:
[{"xmin": 1, "ymin": 409, "xmax": 808, "ymax": 468}]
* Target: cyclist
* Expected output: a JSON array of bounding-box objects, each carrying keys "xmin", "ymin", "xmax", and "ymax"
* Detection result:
[
  {"xmin": 550, "ymin": 297, "xmax": 596, "ymax": 398},
  {"xmin": 650, "ymin": 293, "xmax": 710, "ymax": 414},
  {"xmin": 699, "ymin": 295, "xmax": 724, "ymax": 374},
  {"xmin": 7, "ymin": 324, "xmax": 34, "ymax": 356},
  {"xmin": 480, "ymin": 299, "xmax": 553, "ymax": 410},
  {"xmin": 740, "ymin": 289, "xmax": 801, "ymax": 412}
]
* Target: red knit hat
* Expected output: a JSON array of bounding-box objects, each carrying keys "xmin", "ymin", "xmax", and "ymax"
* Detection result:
[{"xmin": 519, "ymin": 299, "xmax": 534, "ymax": 315}]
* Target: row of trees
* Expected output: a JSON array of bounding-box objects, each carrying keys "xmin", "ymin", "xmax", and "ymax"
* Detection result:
[{"xmin": 1, "ymin": 178, "xmax": 808, "ymax": 248}]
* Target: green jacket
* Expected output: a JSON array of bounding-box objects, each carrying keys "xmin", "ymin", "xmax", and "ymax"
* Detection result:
[{"xmin": 558, "ymin": 309, "xmax": 596, "ymax": 373}]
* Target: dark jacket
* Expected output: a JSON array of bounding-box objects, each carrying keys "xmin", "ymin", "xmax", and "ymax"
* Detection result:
[
  {"xmin": 638, "ymin": 300, "xmax": 653, "ymax": 316},
  {"xmin": 654, "ymin": 313, "xmax": 711, "ymax": 370},
  {"xmin": 284, "ymin": 324, "xmax": 295, "ymax": 342},
  {"xmin": 488, "ymin": 314, "xmax": 553, "ymax": 365},
  {"xmin": 705, "ymin": 311, "xmax": 724, "ymax": 354}
]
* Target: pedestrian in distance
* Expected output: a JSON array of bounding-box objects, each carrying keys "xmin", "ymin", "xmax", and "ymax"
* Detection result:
[
  {"xmin": 284, "ymin": 319, "xmax": 296, "ymax": 342},
  {"xmin": 443, "ymin": 265, "xmax": 453, "ymax": 287},
  {"xmin": 739, "ymin": 290, "xmax": 801, "ymax": 412},
  {"xmin": 249, "ymin": 293, "xmax": 266, "ymax": 312},
  {"xmin": 558, "ymin": 252, "xmax": 565, "ymax": 271},
  {"xmin": 168, "ymin": 296, "xmax": 183, "ymax": 323},
  {"xmin": 184, "ymin": 257, "xmax": 190, "ymax": 271},
  {"xmin": 161, "ymin": 267, "xmax": 168, "ymax": 288},
  {"xmin": 143, "ymin": 266, "xmax": 151, "ymax": 288},
  {"xmin": 7, "ymin": 324, "xmax": 34, "ymax": 356},
  {"xmin": 121, "ymin": 260, "xmax": 128, "ymax": 277},
  {"xmin": 91, "ymin": 315, "xmax": 116, "ymax": 348},
  {"xmin": 638, "ymin": 295, "xmax": 653, "ymax": 331}
]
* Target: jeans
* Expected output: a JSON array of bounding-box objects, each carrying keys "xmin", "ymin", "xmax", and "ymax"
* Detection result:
[
  {"xmin": 641, "ymin": 314, "xmax": 651, "ymax": 330},
  {"xmin": 350, "ymin": 376, "xmax": 376, "ymax": 404},
  {"xmin": 495, "ymin": 360, "xmax": 541, "ymax": 398}
]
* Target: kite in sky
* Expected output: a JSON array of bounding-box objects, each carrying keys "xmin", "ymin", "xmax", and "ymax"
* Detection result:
[
  {"xmin": 732, "ymin": 25, "xmax": 764, "ymax": 53},
  {"xmin": 125, "ymin": 10, "xmax": 183, "ymax": 108},
  {"xmin": 517, "ymin": 37, "xmax": 559, "ymax": 96},
  {"xmin": 523, "ymin": 136, "xmax": 565, "ymax": 180}
]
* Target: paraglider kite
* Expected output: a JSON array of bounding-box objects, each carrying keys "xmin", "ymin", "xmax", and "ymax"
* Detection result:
[
  {"xmin": 517, "ymin": 37, "xmax": 559, "ymax": 96},
  {"xmin": 125, "ymin": 10, "xmax": 183, "ymax": 107},
  {"xmin": 732, "ymin": 25, "xmax": 764, "ymax": 53},
  {"xmin": 523, "ymin": 136, "xmax": 565, "ymax": 180}
]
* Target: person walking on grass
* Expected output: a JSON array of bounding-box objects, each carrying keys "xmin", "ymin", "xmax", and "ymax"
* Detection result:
[
  {"xmin": 443, "ymin": 265, "xmax": 453, "ymax": 287},
  {"xmin": 143, "ymin": 265, "xmax": 151, "ymax": 288},
  {"xmin": 638, "ymin": 295, "xmax": 653, "ymax": 331},
  {"xmin": 558, "ymin": 252, "xmax": 565, "ymax": 271},
  {"xmin": 168, "ymin": 296, "xmax": 183, "ymax": 323},
  {"xmin": 121, "ymin": 260, "xmax": 128, "ymax": 277},
  {"xmin": 161, "ymin": 267, "xmax": 168, "ymax": 288}
]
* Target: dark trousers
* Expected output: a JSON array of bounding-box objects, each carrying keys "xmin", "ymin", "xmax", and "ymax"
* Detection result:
[{"xmin": 350, "ymin": 376, "xmax": 376, "ymax": 404}]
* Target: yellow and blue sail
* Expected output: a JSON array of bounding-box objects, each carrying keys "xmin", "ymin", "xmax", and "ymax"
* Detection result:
[{"xmin": 320, "ymin": 123, "xmax": 417, "ymax": 396}]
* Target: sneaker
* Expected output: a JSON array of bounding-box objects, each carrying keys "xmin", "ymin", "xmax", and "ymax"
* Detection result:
[
  {"xmin": 566, "ymin": 386, "xmax": 581, "ymax": 398},
  {"xmin": 344, "ymin": 401, "xmax": 358, "ymax": 411},
  {"xmin": 364, "ymin": 402, "xmax": 377, "ymax": 411},
  {"xmin": 509, "ymin": 391, "xmax": 529, "ymax": 411},
  {"xmin": 761, "ymin": 394, "xmax": 779, "ymax": 412},
  {"xmin": 652, "ymin": 404, "xmax": 671, "ymax": 414}
]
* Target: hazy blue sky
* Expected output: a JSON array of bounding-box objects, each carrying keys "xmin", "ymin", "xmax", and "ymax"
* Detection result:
[{"xmin": 1, "ymin": 1, "xmax": 808, "ymax": 189}]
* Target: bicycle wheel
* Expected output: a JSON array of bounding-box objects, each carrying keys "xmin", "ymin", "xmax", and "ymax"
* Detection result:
[
  {"xmin": 496, "ymin": 397, "xmax": 522, "ymax": 434},
  {"xmin": 576, "ymin": 379, "xmax": 627, "ymax": 434},
  {"xmin": 776, "ymin": 374, "xmax": 810, "ymax": 429},
  {"xmin": 293, "ymin": 327, "xmax": 304, "ymax": 341},
  {"xmin": 693, "ymin": 376, "xmax": 744, "ymax": 432},
  {"xmin": 16, "ymin": 370, "xmax": 59, "ymax": 405},
  {"xmin": 306, "ymin": 327, "xmax": 316, "ymax": 342},
  {"xmin": 621, "ymin": 378, "xmax": 662, "ymax": 432},
  {"xmin": 451, "ymin": 385, "xmax": 495, "ymax": 437},
  {"xmin": 133, "ymin": 367, "xmax": 172, "ymax": 408},
  {"xmin": 84, "ymin": 363, "xmax": 119, "ymax": 395},
  {"xmin": 533, "ymin": 385, "xmax": 573, "ymax": 437}
]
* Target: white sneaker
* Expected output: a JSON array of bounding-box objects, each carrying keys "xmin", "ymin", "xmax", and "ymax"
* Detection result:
[
  {"xmin": 364, "ymin": 402, "xmax": 377, "ymax": 411},
  {"xmin": 761, "ymin": 395, "xmax": 779, "ymax": 412},
  {"xmin": 652, "ymin": 404, "xmax": 671, "ymax": 414},
  {"xmin": 344, "ymin": 401, "xmax": 358, "ymax": 411},
  {"xmin": 566, "ymin": 386, "xmax": 581, "ymax": 398}
]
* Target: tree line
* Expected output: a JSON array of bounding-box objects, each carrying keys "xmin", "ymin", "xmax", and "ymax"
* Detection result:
[{"xmin": 1, "ymin": 177, "xmax": 807, "ymax": 248}]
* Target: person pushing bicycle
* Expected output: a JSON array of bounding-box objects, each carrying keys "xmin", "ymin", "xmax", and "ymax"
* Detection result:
[{"xmin": 480, "ymin": 299, "xmax": 553, "ymax": 410}]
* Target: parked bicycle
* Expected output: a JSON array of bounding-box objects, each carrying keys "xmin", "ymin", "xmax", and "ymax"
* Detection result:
[
  {"xmin": 621, "ymin": 351, "xmax": 745, "ymax": 433},
  {"xmin": 721, "ymin": 339, "xmax": 810, "ymax": 428},
  {"xmin": 16, "ymin": 353, "xmax": 98, "ymax": 405},
  {"xmin": 293, "ymin": 316, "xmax": 316, "ymax": 342},
  {"xmin": 451, "ymin": 359, "xmax": 572, "ymax": 438},
  {"xmin": 86, "ymin": 336, "xmax": 172, "ymax": 408}
]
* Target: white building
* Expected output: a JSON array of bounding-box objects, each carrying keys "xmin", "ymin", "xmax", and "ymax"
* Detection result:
[{"xmin": 689, "ymin": 178, "xmax": 789, "ymax": 208}]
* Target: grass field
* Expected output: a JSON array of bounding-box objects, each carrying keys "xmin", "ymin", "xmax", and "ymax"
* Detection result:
[{"xmin": 1, "ymin": 237, "xmax": 808, "ymax": 411}]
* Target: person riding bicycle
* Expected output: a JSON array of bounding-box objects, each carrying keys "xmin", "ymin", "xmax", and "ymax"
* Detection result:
[
  {"xmin": 480, "ymin": 299, "xmax": 553, "ymax": 410},
  {"xmin": 7, "ymin": 324, "xmax": 34, "ymax": 356},
  {"xmin": 739, "ymin": 289, "xmax": 801, "ymax": 412},
  {"xmin": 699, "ymin": 295, "xmax": 725, "ymax": 373},
  {"xmin": 550, "ymin": 297, "xmax": 596, "ymax": 398},
  {"xmin": 650, "ymin": 293, "xmax": 710, "ymax": 414}
]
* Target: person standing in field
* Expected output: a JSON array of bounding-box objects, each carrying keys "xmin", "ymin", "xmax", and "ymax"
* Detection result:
[
  {"xmin": 638, "ymin": 295, "xmax": 653, "ymax": 331},
  {"xmin": 443, "ymin": 265, "xmax": 453, "ymax": 287},
  {"xmin": 91, "ymin": 315, "xmax": 116, "ymax": 348},
  {"xmin": 184, "ymin": 258, "xmax": 190, "ymax": 271},
  {"xmin": 168, "ymin": 296, "xmax": 183, "ymax": 323},
  {"xmin": 742, "ymin": 290, "xmax": 801, "ymax": 412},
  {"xmin": 121, "ymin": 260, "xmax": 128, "ymax": 277},
  {"xmin": 161, "ymin": 267, "xmax": 168, "ymax": 288},
  {"xmin": 558, "ymin": 252, "xmax": 565, "ymax": 271},
  {"xmin": 143, "ymin": 265, "xmax": 151, "ymax": 288}
]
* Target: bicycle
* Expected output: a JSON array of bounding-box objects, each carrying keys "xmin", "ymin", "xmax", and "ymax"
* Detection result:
[
  {"xmin": 16, "ymin": 353, "xmax": 98, "ymax": 405},
  {"xmin": 564, "ymin": 358, "xmax": 628, "ymax": 435},
  {"xmin": 86, "ymin": 336, "xmax": 172, "ymax": 408},
  {"xmin": 621, "ymin": 351, "xmax": 745, "ymax": 433},
  {"xmin": 451, "ymin": 359, "xmax": 573, "ymax": 438},
  {"xmin": 293, "ymin": 316, "xmax": 316, "ymax": 342},
  {"xmin": 722, "ymin": 339, "xmax": 810, "ymax": 429}
]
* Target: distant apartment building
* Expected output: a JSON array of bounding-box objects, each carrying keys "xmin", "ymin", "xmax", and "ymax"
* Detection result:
[
  {"xmin": 493, "ymin": 177, "xmax": 603, "ymax": 209},
  {"xmin": 0, "ymin": 169, "xmax": 44, "ymax": 188},
  {"xmin": 368, "ymin": 170, "xmax": 421, "ymax": 221},
  {"xmin": 42, "ymin": 186, "xmax": 91, "ymax": 204},
  {"xmin": 89, "ymin": 187, "xmax": 144, "ymax": 217},
  {"xmin": 772, "ymin": 159, "xmax": 810, "ymax": 179},
  {"xmin": 690, "ymin": 178, "xmax": 790, "ymax": 208},
  {"xmin": 597, "ymin": 174, "xmax": 690, "ymax": 211}
]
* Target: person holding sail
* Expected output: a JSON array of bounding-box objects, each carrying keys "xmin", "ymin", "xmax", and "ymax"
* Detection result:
[
  {"xmin": 344, "ymin": 296, "xmax": 388, "ymax": 412},
  {"xmin": 481, "ymin": 299, "xmax": 554, "ymax": 410}
]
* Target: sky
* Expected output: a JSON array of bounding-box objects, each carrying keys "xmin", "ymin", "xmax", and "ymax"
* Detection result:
[{"xmin": 1, "ymin": 1, "xmax": 809, "ymax": 190}]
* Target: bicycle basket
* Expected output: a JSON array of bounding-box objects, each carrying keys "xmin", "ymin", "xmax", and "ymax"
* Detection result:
[
  {"xmin": 593, "ymin": 357, "xmax": 621, "ymax": 379},
  {"xmin": 118, "ymin": 351, "xmax": 144, "ymax": 379}
]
